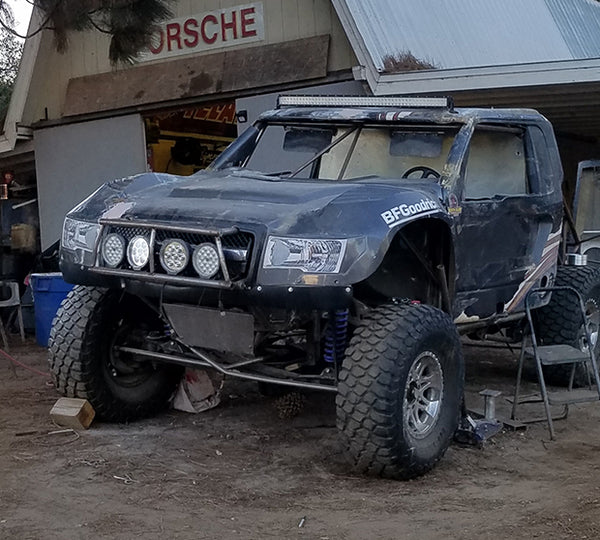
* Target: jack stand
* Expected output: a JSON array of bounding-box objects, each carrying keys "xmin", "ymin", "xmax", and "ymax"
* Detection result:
[
  {"xmin": 454, "ymin": 389, "xmax": 504, "ymax": 447},
  {"xmin": 480, "ymin": 389, "xmax": 502, "ymax": 420}
]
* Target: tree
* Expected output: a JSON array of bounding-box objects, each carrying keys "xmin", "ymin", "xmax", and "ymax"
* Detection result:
[
  {"xmin": 0, "ymin": 0, "xmax": 174, "ymax": 65},
  {"xmin": 0, "ymin": 3, "xmax": 23, "ymax": 121}
]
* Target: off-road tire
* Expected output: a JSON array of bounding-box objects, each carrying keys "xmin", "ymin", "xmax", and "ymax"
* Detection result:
[
  {"xmin": 336, "ymin": 303, "xmax": 464, "ymax": 480},
  {"xmin": 534, "ymin": 265, "xmax": 600, "ymax": 386},
  {"xmin": 48, "ymin": 286, "xmax": 182, "ymax": 422}
]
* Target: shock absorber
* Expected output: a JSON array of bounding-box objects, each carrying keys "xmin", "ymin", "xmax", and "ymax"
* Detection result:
[{"xmin": 324, "ymin": 309, "xmax": 349, "ymax": 363}]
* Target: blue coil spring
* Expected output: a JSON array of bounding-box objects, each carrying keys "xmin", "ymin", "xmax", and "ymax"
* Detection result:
[{"xmin": 324, "ymin": 309, "xmax": 349, "ymax": 363}]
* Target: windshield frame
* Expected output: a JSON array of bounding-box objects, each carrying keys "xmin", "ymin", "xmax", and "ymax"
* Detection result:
[{"xmin": 213, "ymin": 119, "xmax": 467, "ymax": 185}]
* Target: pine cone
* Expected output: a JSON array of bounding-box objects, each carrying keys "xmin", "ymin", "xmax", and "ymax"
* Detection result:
[{"xmin": 275, "ymin": 392, "xmax": 305, "ymax": 419}]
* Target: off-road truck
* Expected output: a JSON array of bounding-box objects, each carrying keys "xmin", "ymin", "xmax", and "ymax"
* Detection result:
[{"xmin": 49, "ymin": 95, "xmax": 600, "ymax": 479}]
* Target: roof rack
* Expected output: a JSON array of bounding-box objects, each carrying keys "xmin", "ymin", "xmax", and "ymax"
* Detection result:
[{"xmin": 277, "ymin": 95, "xmax": 453, "ymax": 109}]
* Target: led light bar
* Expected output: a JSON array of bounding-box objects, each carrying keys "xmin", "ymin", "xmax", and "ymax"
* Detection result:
[{"xmin": 277, "ymin": 95, "xmax": 451, "ymax": 109}]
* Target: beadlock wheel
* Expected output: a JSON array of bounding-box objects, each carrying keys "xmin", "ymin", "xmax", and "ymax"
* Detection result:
[
  {"xmin": 579, "ymin": 298, "xmax": 600, "ymax": 353},
  {"xmin": 404, "ymin": 351, "xmax": 444, "ymax": 439}
]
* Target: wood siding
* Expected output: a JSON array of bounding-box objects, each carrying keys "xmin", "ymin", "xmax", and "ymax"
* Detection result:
[{"xmin": 22, "ymin": 0, "xmax": 356, "ymax": 125}]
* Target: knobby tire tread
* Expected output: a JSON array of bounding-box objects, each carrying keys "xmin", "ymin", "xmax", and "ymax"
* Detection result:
[
  {"xmin": 336, "ymin": 303, "xmax": 463, "ymax": 480},
  {"xmin": 48, "ymin": 286, "xmax": 180, "ymax": 422}
]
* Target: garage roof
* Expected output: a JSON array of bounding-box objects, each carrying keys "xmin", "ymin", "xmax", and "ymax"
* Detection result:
[
  {"xmin": 332, "ymin": 0, "xmax": 600, "ymax": 138},
  {"xmin": 333, "ymin": 0, "xmax": 600, "ymax": 74}
]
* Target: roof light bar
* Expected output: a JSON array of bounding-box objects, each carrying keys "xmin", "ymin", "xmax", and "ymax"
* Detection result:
[{"xmin": 277, "ymin": 95, "xmax": 451, "ymax": 109}]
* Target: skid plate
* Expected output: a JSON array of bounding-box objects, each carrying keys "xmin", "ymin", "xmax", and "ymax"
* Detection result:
[{"xmin": 164, "ymin": 304, "xmax": 254, "ymax": 355}]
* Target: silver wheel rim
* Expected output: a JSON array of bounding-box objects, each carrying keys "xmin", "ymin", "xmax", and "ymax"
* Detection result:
[
  {"xmin": 579, "ymin": 298, "xmax": 600, "ymax": 353},
  {"xmin": 403, "ymin": 351, "xmax": 444, "ymax": 439}
]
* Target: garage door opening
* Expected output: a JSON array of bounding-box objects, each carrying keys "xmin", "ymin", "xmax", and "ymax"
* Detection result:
[{"xmin": 144, "ymin": 101, "xmax": 237, "ymax": 175}]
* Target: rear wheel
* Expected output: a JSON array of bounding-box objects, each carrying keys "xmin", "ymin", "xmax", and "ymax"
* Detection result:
[
  {"xmin": 336, "ymin": 304, "xmax": 464, "ymax": 480},
  {"xmin": 534, "ymin": 265, "xmax": 600, "ymax": 386},
  {"xmin": 48, "ymin": 286, "xmax": 182, "ymax": 422}
]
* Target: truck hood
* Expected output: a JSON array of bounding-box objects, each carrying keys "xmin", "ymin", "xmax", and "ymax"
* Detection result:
[{"xmin": 68, "ymin": 168, "xmax": 448, "ymax": 237}]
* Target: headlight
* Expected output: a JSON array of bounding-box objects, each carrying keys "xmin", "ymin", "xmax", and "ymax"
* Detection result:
[
  {"xmin": 160, "ymin": 239, "xmax": 189, "ymax": 275},
  {"xmin": 62, "ymin": 217, "xmax": 100, "ymax": 251},
  {"xmin": 101, "ymin": 233, "xmax": 125, "ymax": 268},
  {"xmin": 193, "ymin": 243, "xmax": 220, "ymax": 278},
  {"xmin": 262, "ymin": 237, "xmax": 347, "ymax": 273},
  {"xmin": 127, "ymin": 235, "xmax": 151, "ymax": 270},
  {"xmin": 61, "ymin": 217, "xmax": 101, "ymax": 265}
]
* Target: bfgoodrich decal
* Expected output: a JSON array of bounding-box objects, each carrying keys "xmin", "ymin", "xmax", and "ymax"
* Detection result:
[{"xmin": 381, "ymin": 199, "xmax": 438, "ymax": 228}]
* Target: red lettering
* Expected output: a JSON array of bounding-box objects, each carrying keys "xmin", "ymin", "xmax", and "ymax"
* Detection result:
[
  {"xmin": 166, "ymin": 22, "xmax": 182, "ymax": 51},
  {"xmin": 149, "ymin": 29, "xmax": 164, "ymax": 54},
  {"xmin": 216, "ymin": 103, "xmax": 237, "ymax": 124},
  {"xmin": 207, "ymin": 106, "xmax": 221, "ymax": 121},
  {"xmin": 194, "ymin": 107, "xmax": 210, "ymax": 121},
  {"xmin": 183, "ymin": 104, "xmax": 237, "ymax": 124},
  {"xmin": 221, "ymin": 11, "xmax": 237, "ymax": 41},
  {"xmin": 183, "ymin": 18, "xmax": 199, "ymax": 48},
  {"xmin": 240, "ymin": 7, "xmax": 256, "ymax": 38},
  {"xmin": 201, "ymin": 14, "xmax": 218, "ymax": 44}
]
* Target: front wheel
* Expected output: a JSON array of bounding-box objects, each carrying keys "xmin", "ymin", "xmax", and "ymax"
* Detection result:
[
  {"xmin": 48, "ymin": 286, "xmax": 183, "ymax": 422},
  {"xmin": 336, "ymin": 304, "xmax": 464, "ymax": 480}
]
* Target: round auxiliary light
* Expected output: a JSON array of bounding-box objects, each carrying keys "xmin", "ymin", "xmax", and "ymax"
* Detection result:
[
  {"xmin": 193, "ymin": 243, "xmax": 220, "ymax": 279},
  {"xmin": 126, "ymin": 235, "xmax": 150, "ymax": 270},
  {"xmin": 101, "ymin": 233, "xmax": 125, "ymax": 268},
  {"xmin": 159, "ymin": 239, "xmax": 189, "ymax": 275}
]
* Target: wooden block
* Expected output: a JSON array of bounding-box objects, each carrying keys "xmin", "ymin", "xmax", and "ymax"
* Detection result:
[{"xmin": 50, "ymin": 398, "xmax": 95, "ymax": 430}]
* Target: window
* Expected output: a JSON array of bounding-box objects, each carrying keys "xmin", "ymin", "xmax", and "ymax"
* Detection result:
[
  {"xmin": 242, "ymin": 123, "xmax": 458, "ymax": 181},
  {"xmin": 464, "ymin": 128, "xmax": 528, "ymax": 198},
  {"xmin": 525, "ymin": 126, "xmax": 554, "ymax": 194},
  {"xmin": 320, "ymin": 128, "xmax": 454, "ymax": 180},
  {"xmin": 245, "ymin": 126, "xmax": 318, "ymax": 178}
]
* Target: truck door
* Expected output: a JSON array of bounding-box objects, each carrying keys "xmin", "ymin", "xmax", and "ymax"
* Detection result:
[
  {"xmin": 573, "ymin": 160, "xmax": 600, "ymax": 263},
  {"xmin": 453, "ymin": 124, "xmax": 562, "ymax": 319}
]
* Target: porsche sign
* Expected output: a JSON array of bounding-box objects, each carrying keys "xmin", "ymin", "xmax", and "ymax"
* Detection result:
[{"xmin": 141, "ymin": 2, "xmax": 264, "ymax": 61}]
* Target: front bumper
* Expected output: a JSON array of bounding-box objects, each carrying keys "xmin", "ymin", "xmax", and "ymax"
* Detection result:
[{"xmin": 60, "ymin": 258, "xmax": 354, "ymax": 310}]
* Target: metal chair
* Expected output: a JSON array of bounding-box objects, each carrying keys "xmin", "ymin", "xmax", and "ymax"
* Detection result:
[
  {"xmin": 512, "ymin": 286, "xmax": 600, "ymax": 439},
  {"xmin": 0, "ymin": 281, "xmax": 25, "ymax": 351}
]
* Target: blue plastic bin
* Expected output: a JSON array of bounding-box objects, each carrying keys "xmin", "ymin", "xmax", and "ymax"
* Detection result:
[{"xmin": 30, "ymin": 273, "xmax": 74, "ymax": 347}]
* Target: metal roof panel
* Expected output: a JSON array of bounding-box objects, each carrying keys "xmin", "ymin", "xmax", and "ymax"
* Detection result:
[
  {"xmin": 545, "ymin": 0, "xmax": 600, "ymax": 58},
  {"xmin": 336, "ymin": 0, "xmax": 600, "ymax": 72}
]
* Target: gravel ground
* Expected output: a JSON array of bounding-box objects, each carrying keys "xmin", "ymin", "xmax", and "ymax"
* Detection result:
[{"xmin": 1, "ymin": 339, "xmax": 599, "ymax": 539}]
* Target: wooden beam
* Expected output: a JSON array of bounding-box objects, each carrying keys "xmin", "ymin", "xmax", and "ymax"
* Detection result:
[{"xmin": 63, "ymin": 36, "xmax": 330, "ymax": 117}]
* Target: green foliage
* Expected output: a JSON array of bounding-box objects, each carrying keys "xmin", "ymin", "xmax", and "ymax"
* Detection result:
[
  {"xmin": 0, "ymin": 3, "xmax": 23, "ymax": 122},
  {"xmin": 36, "ymin": 0, "xmax": 174, "ymax": 64},
  {"xmin": 1, "ymin": 0, "xmax": 172, "ymax": 120}
]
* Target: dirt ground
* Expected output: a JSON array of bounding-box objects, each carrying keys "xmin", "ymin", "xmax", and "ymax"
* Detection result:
[{"xmin": 1, "ymin": 338, "xmax": 600, "ymax": 540}]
